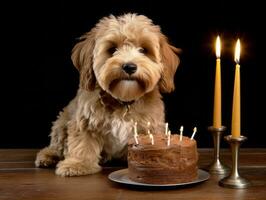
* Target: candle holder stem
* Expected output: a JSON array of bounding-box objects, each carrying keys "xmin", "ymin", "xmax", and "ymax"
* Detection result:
[
  {"xmin": 219, "ymin": 135, "xmax": 251, "ymax": 188},
  {"xmin": 207, "ymin": 126, "xmax": 229, "ymax": 174}
]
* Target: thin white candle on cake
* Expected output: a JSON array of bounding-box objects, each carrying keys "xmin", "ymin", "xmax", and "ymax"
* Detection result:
[
  {"xmin": 179, "ymin": 125, "xmax": 184, "ymax": 141},
  {"xmin": 167, "ymin": 130, "xmax": 171, "ymax": 146},
  {"xmin": 147, "ymin": 121, "xmax": 151, "ymax": 135},
  {"xmin": 149, "ymin": 134, "xmax": 154, "ymax": 145},
  {"xmin": 147, "ymin": 121, "xmax": 154, "ymax": 145},
  {"xmin": 134, "ymin": 122, "xmax": 139, "ymax": 144},
  {"xmin": 190, "ymin": 127, "xmax": 197, "ymax": 140}
]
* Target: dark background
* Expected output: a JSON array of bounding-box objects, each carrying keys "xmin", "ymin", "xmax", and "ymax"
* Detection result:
[{"xmin": 1, "ymin": 0, "xmax": 265, "ymax": 148}]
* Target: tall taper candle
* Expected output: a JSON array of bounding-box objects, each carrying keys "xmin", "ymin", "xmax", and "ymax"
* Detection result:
[
  {"xmin": 231, "ymin": 39, "xmax": 241, "ymax": 138},
  {"xmin": 213, "ymin": 36, "xmax": 222, "ymax": 128}
]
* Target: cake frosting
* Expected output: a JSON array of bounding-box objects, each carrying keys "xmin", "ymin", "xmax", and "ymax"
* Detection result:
[{"xmin": 128, "ymin": 134, "xmax": 198, "ymax": 184}]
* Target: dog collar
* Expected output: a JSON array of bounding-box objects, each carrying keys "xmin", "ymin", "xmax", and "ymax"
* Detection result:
[
  {"xmin": 116, "ymin": 99, "xmax": 135, "ymax": 118},
  {"xmin": 98, "ymin": 90, "xmax": 135, "ymax": 117},
  {"xmin": 116, "ymin": 99, "xmax": 135, "ymax": 106}
]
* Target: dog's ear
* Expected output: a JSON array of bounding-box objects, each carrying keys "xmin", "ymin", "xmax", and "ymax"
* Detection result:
[
  {"xmin": 159, "ymin": 35, "xmax": 180, "ymax": 93},
  {"xmin": 71, "ymin": 29, "xmax": 97, "ymax": 91}
]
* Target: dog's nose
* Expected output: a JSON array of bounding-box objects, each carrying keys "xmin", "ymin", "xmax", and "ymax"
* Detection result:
[{"xmin": 122, "ymin": 63, "xmax": 137, "ymax": 75}]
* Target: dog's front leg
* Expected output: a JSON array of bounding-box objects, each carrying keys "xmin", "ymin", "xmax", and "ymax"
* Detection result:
[{"xmin": 55, "ymin": 123, "xmax": 103, "ymax": 176}]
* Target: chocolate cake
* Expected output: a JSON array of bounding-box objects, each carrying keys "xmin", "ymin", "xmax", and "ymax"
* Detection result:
[{"xmin": 128, "ymin": 134, "xmax": 198, "ymax": 184}]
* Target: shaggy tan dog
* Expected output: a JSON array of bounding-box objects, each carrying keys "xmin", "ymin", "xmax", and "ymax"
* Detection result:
[{"xmin": 35, "ymin": 13, "xmax": 180, "ymax": 176}]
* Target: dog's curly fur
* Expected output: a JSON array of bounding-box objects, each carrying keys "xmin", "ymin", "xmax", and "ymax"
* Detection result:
[{"xmin": 35, "ymin": 13, "xmax": 180, "ymax": 176}]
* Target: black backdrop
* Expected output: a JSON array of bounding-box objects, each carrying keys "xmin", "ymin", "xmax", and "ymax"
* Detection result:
[{"xmin": 1, "ymin": 0, "xmax": 265, "ymax": 148}]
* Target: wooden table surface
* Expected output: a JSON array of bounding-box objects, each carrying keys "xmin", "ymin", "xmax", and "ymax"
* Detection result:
[{"xmin": 0, "ymin": 149, "xmax": 266, "ymax": 200}]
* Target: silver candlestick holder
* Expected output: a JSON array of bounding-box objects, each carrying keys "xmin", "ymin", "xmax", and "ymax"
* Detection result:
[
  {"xmin": 206, "ymin": 126, "xmax": 230, "ymax": 174},
  {"xmin": 219, "ymin": 135, "xmax": 251, "ymax": 188}
]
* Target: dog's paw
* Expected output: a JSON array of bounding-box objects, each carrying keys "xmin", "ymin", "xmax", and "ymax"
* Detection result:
[
  {"xmin": 35, "ymin": 147, "xmax": 60, "ymax": 168},
  {"xmin": 55, "ymin": 158, "xmax": 101, "ymax": 176}
]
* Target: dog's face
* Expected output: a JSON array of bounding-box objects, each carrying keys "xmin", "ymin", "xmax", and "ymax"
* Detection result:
[{"xmin": 71, "ymin": 14, "xmax": 180, "ymax": 102}]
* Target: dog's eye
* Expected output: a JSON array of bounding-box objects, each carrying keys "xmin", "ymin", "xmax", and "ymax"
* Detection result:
[
  {"xmin": 107, "ymin": 46, "xmax": 117, "ymax": 54},
  {"xmin": 139, "ymin": 47, "xmax": 148, "ymax": 54}
]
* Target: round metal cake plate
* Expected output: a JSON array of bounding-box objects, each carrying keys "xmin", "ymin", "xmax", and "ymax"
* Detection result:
[{"xmin": 108, "ymin": 168, "xmax": 210, "ymax": 188}]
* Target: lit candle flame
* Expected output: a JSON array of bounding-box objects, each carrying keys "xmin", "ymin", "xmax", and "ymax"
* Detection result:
[
  {"xmin": 216, "ymin": 36, "xmax": 221, "ymax": 58},
  {"xmin": 180, "ymin": 126, "xmax": 184, "ymax": 132},
  {"xmin": 234, "ymin": 39, "xmax": 241, "ymax": 64}
]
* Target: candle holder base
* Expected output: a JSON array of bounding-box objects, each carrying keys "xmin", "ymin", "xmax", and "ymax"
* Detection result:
[
  {"xmin": 206, "ymin": 126, "xmax": 230, "ymax": 175},
  {"xmin": 207, "ymin": 160, "xmax": 230, "ymax": 175},
  {"xmin": 219, "ymin": 135, "xmax": 251, "ymax": 189},
  {"xmin": 219, "ymin": 175, "xmax": 250, "ymax": 189}
]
